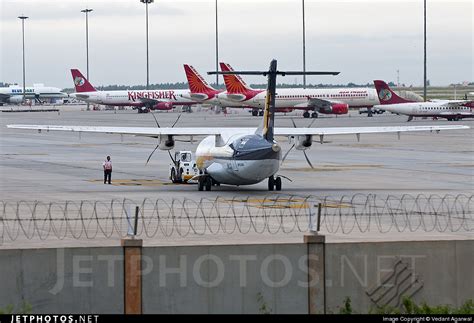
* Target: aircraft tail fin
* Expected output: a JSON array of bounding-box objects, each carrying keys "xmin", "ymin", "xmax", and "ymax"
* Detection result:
[
  {"xmin": 219, "ymin": 62, "xmax": 253, "ymax": 94},
  {"xmin": 184, "ymin": 64, "xmax": 216, "ymax": 94},
  {"xmin": 71, "ymin": 69, "xmax": 97, "ymax": 93},
  {"xmin": 373, "ymin": 80, "xmax": 414, "ymax": 105}
]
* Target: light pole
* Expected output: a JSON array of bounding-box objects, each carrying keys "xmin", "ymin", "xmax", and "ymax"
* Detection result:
[
  {"xmin": 81, "ymin": 9, "xmax": 93, "ymax": 81},
  {"xmin": 140, "ymin": 0, "xmax": 154, "ymax": 90},
  {"xmin": 423, "ymin": 0, "xmax": 427, "ymax": 101},
  {"xmin": 302, "ymin": 0, "xmax": 306, "ymax": 88},
  {"xmin": 215, "ymin": 0, "xmax": 219, "ymax": 86},
  {"xmin": 18, "ymin": 15, "xmax": 28, "ymax": 103}
]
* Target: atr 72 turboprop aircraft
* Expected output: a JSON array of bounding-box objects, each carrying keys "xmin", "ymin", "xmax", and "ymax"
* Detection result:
[
  {"xmin": 7, "ymin": 60, "xmax": 468, "ymax": 191},
  {"xmin": 374, "ymin": 80, "xmax": 474, "ymax": 121},
  {"xmin": 69, "ymin": 69, "xmax": 196, "ymax": 113},
  {"xmin": 0, "ymin": 84, "xmax": 67, "ymax": 105},
  {"xmin": 217, "ymin": 63, "xmax": 381, "ymax": 118}
]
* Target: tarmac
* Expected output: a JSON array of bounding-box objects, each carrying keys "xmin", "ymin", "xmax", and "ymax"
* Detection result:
[{"xmin": 1, "ymin": 105, "xmax": 473, "ymax": 248}]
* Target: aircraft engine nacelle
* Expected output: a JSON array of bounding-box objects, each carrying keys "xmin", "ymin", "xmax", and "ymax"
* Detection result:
[
  {"xmin": 318, "ymin": 103, "xmax": 349, "ymax": 115},
  {"xmin": 154, "ymin": 102, "xmax": 174, "ymax": 110},
  {"xmin": 295, "ymin": 135, "xmax": 313, "ymax": 150},
  {"xmin": 8, "ymin": 96, "xmax": 23, "ymax": 104},
  {"xmin": 159, "ymin": 135, "xmax": 175, "ymax": 150},
  {"xmin": 331, "ymin": 103, "xmax": 349, "ymax": 115}
]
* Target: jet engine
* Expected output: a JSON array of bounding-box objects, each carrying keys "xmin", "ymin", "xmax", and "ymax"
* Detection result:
[
  {"xmin": 154, "ymin": 102, "xmax": 174, "ymax": 110},
  {"xmin": 159, "ymin": 135, "xmax": 175, "ymax": 150},
  {"xmin": 319, "ymin": 103, "xmax": 349, "ymax": 115},
  {"xmin": 295, "ymin": 135, "xmax": 313, "ymax": 150},
  {"xmin": 331, "ymin": 103, "xmax": 349, "ymax": 114},
  {"xmin": 8, "ymin": 96, "xmax": 23, "ymax": 104}
]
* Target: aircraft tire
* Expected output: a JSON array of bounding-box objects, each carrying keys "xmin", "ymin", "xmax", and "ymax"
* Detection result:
[
  {"xmin": 198, "ymin": 178, "xmax": 204, "ymax": 191},
  {"xmin": 171, "ymin": 169, "xmax": 177, "ymax": 183},
  {"xmin": 311, "ymin": 112, "xmax": 318, "ymax": 118},
  {"xmin": 268, "ymin": 176, "xmax": 275, "ymax": 191},
  {"xmin": 303, "ymin": 112, "xmax": 310, "ymax": 118},
  {"xmin": 205, "ymin": 177, "xmax": 212, "ymax": 191},
  {"xmin": 275, "ymin": 177, "xmax": 282, "ymax": 191}
]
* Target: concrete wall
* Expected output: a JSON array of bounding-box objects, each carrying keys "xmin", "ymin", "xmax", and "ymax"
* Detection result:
[
  {"xmin": 0, "ymin": 247, "xmax": 123, "ymax": 313},
  {"xmin": 142, "ymin": 244, "xmax": 308, "ymax": 314},
  {"xmin": 325, "ymin": 240, "xmax": 474, "ymax": 313},
  {"xmin": 0, "ymin": 239, "xmax": 472, "ymax": 314}
]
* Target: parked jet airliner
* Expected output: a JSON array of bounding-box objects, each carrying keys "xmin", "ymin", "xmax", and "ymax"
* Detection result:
[
  {"xmin": 0, "ymin": 84, "xmax": 67, "ymax": 105},
  {"xmin": 7, "ymin": 60, "xmax": 469, "ymax": 191},
  {"xmin": 374, "ymin": 80, "xmax": 474, "ymax": 121},
  {"xmin": 69, "ymin": 69, "xmax": 196, "ymax": 113},
  {"xmin": 217, "ymin": 63, "xmax": 382, "ymax": 118}
]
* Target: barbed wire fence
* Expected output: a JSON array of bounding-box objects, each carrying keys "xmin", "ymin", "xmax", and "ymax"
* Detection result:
[{"xmin": 0, "ymin": 194, "xmax": 472, "ymax": 244}]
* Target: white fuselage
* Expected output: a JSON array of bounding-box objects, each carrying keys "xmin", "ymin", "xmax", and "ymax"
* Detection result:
[
  {"xmin": 378, "ymin": 101, "xmax": 473, "ymax": 118},
  {"xmin": 195, "ymin": 134, "xmax": 280, "ymax": 186},
  {"xmin": 218, "ymin": 88, "xmax": 379, "ymax": 109},
  {"xmin": 0, "ymin": 85, "xmax": 67, "ymax": 103},
  {"xmin": 70, "ymin": 89, "xmax": 195, "ymax": 106}
]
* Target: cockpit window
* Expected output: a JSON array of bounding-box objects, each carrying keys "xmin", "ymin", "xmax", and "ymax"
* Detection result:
[{"xmin": 180, "ymin": 153, "xmax": 191, "ymax": 162}]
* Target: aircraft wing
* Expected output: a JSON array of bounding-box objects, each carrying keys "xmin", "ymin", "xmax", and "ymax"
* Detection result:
[
  {"xmin": 274, "ymin": 125, "xmax": 469, "ymax": 136},
  {"xmin": 138, "ymin": 98, "xmax": 166, "ymax": 105},
  {"xmin": 7, "ymin": 124, "xmax": 469, "ymax": 138},
  {"xmin": 293, "ymin": 97, "xmax": 343, "ymax": 109},
  {"xmin": 74, "ymin": 93, "xmax": 90, "ymax": 99},
  {"xmin": 445, "ymin": 100, "xmax": 473, "ymax": 107},
  {"xmin": 6, "ymin": 125, "xmax": 254, "ymax": 137}
]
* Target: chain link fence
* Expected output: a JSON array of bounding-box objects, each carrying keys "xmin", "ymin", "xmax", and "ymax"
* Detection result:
[{"xmin": 0, "ymin": 194, "xmax": 472, "ymax": 244}]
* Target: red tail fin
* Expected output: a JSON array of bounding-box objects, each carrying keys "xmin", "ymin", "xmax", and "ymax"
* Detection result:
[
  {"xmin": 183, "ymin": 65, "xmax": 216, "ymax": 94},
  {"xmin": 71, "ymin": 69, "xmax": 96, "ymax": 93},
  {"xmin": 373, "ymin": 80, "xmax": 414, "ymax": 105},
  {"xmin": 219, "ymin": 62, "xmax": 253, "ymax": 94}
]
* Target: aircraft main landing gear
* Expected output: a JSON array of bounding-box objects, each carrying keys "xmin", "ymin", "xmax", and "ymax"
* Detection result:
[
  {"xmin": 303, "ymin": 111, "xmax": 310, "ymax": 118},
  {"xmin": 311, "ymin": 112, "xmax": 318, "ymax": 118},
  {"xmin": 268, "ymin": 175, "xmax": 282, "ymax": 191},
  {"xmin": 198, "ymin": 176, "xmax": 213, "ymax": 191}
]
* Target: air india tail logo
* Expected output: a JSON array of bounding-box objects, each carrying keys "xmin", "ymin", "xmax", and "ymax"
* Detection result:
[
  {"xmin": 74, "ymin": 76, "xmax": 85, "ymax": 87},
  {"xmin": 378, "ymin": 89, "xmax": 392, "ymax": 101}
]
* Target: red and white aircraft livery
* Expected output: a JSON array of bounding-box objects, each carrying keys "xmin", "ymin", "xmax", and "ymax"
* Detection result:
[
  {"xmin": 374, "ymin": 80, "xmax": 474, "ymax": 122},
  {"xmin": 69, "ymin": 69, "xmax": 196, "ymax": 113},
  {"xmin": 183, "ymin": 64, "xmax": 243, "ymax": 108},
  {"xmin": 217, "ymin": 63, "xmax": 381, "ymax": 118}
]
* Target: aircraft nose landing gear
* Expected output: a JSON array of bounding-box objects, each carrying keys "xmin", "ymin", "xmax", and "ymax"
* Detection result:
[{"xmin": 268, "ymin": 176, "xmax": 282, "ymax": 191}]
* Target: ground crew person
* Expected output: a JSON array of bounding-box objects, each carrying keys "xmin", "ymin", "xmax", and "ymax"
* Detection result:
[{"xmin": 103, "ymin": 156, "xmax": 112, "ymax": 184}]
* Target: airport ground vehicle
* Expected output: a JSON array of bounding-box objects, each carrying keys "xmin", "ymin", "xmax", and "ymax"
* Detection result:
[
  {"xmin": 359, "ymin": 107, "xmax": 385, "ymax": 115},
  {"xmin": 169, "ymin": 151, "xmax": 199, "ymax": 183}
]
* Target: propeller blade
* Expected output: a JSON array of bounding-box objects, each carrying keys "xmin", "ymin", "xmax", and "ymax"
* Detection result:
[
  {"xmin": 303, "ymin": 150, "xmax": 314, "ymax": 169},
  {"xmin": 281, "ymin": 144, "xmax": 295, "ymax": 165},
  {"xmin": 168, "ymin": 150, "xmax": 176, "ymax": 164},
  {"xmin": 150, "ymin": 110, "xmax": 161, "ymax": 128},
  {"xmin": 171, "ymin": 114, "xmax": 182, "ymax": 128},
  {"xmin": 146, "ymin": 143, "xmax": 160, "ymax": 165}
]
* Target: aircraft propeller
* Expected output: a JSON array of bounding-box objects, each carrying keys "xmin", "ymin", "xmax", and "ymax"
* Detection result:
[
  {"xmin": 145, "ymin": 113, "xmax": 182, "ymax": 165},
  {"xmin": 280, "ymin": 118, "xmax": 316, "ymax": 169}
]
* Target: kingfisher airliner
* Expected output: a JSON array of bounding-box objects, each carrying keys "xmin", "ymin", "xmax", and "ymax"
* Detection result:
[
  {"xmin": 69, "ymin": 69, "xmax": 196, "ymax": 113},
  {"xmin": 374, "ymin": 80, "xmax": 474, "ymax": 121}
]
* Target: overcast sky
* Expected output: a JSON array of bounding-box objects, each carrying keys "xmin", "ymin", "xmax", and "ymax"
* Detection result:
[{"xmin": 1, "ymin": 0, "xmax": 472, "ymax": 89}]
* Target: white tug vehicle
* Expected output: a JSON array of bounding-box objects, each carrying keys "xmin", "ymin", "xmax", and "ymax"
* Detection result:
[{"xmin": 169, "ymin": 150, "xmax": 199, "ymax": 183}]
